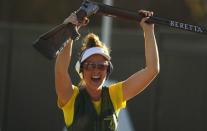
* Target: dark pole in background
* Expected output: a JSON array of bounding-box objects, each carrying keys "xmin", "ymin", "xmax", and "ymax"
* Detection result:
[
  {"xmin": 1, "ymin": 0, "xmax": 14, "ymax": 130},
  {"xmin": 2, "ymin": 25, "xmax": 13, "ymax": 131}
]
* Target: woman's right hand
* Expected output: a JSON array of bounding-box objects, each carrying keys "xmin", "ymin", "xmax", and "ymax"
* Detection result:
[{"xmin": 63, "ymin": 12, "xmax": 89, "ymax": 28}]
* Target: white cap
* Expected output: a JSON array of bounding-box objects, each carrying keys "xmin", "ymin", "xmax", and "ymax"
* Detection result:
[
  {"xmin": 75, "ymin": 47, "xmax": 111, "ymax": 78},
  {"xmin": 80, "ymin": 47, "xmax": 111, "ymax": 62}
]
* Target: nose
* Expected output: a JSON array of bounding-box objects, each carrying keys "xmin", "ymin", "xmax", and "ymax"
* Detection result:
[{"xmin": 92, "ymin": 66, "xmax": 100, "ymax": 72}]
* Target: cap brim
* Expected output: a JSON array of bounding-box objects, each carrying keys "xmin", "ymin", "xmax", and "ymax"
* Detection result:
[{"xmin": 81, "ymin": 47, "xmax": 111, "ymax": 63}]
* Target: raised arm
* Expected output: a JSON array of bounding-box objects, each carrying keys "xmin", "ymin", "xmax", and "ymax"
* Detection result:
[
  {"xmin": 122, "ymin": 10, "xmax": 160, "ymax": 101},
  {"xmin": 55, "ymin": 39, "xmax": 74, "ymax": 105},
  {"xmin": 55, "ymin": 13, "xmax": 89, "ymax": 105}
]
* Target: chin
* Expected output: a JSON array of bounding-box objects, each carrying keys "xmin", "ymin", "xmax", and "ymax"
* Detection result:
[{"xmin": 90, "ymin": 81, "xmax": 105, "ymax": 89}]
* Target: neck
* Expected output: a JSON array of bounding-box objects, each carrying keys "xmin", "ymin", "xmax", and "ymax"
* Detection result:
[{"xmin": 85, "ymin": 87, "xmax": 102, "ymax": 101}]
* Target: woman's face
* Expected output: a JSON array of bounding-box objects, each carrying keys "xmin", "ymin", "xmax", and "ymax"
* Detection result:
[{"xmin": 82, "ymin": 54, "xmax": 108, "ymax": 90}]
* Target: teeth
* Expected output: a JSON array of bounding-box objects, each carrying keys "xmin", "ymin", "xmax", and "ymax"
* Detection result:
[{"xmin": 92, "ymin": 76, "xmax": 100, "ymax": 79}]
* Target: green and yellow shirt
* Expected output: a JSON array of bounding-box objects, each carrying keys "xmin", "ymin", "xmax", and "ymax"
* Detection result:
[{"xmin": 58, "ymin": 82, "xmax": 126, "ymax": 127}]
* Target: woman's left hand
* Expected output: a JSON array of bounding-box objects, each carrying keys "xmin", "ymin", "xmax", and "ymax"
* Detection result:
[{"xmin": 138, "ymin": 10, "xmax": 154, "ymax": 32}]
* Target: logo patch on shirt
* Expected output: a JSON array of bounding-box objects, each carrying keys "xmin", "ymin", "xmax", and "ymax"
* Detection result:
[{"xmin": 104, "ymin": 114, "xmax": 117, "ymax": 130}]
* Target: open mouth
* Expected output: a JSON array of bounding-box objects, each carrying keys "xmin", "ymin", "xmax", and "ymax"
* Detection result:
[{"xmin": 91, "ymin": 75, "xmax": 101, "ymax": 82}]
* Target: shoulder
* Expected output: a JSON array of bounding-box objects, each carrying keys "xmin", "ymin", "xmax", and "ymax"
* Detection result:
[
  {"xmin": 109, "ymin": 82, "xmax": 123, "ymax": 91},
  {"xmin": 108, "ymin": 81, "xmax": 123, "ymax": 96},
  {"xmin": 58, "ymin": 85, "xmax": 79, "ymax": 108},
  {"xmin": 108, "ymin": 81, "xmax": 126, "ymax": 111}
]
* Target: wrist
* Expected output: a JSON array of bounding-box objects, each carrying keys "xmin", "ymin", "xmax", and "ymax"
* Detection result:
[{"xmin": 144, "ymin": 29, "xmax": 154, "ymax": 36}]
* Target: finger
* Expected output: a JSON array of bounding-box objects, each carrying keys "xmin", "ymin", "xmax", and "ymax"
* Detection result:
[
  {"xmin": 140, "ymin": 17, "xmax": 149, "ymax": 23},
  {"xmin": 151, "ymin": 11, "xmax": 154, "ymax": 16},
  {"xmin": 138, "ymin": 10, "xmax": 153, "ymax": 17},
  {"xmin": 78, "ymin": 17, "xmax": 89, "ymax": 26},
  {"xmin": 148, "ymin": 11, "xmax": 153, "ymax": 17},
  {"xmin": 83, "ymin": 18, "xmax": 89, "ymax": 25},
  {"xmin": 145, "ymin": 12, "xmax": 152, "ymax": 17},
  {"xmin": 138, "ymin": 10, "xmax": 147, "ymax": 17},
  {"xmin": 139, "ymin": 10, "xmax": 149, "ymax": 17}
]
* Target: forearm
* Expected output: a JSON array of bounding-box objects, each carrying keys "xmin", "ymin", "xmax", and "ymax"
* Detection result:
[
  {"xmin": 55, "ymin": 39, "xmax": 73, "ymax": 73},
  {"xmin": 144, "ymin": 30, "xmax": 160, "ymax": 73},
  {"xmin": 55, "ymin": 38, "xmax": 74, "ymax": 104}
]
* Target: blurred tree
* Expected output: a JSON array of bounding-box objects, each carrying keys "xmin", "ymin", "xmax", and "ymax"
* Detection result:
[
  {"xmin": 184, "ymin": 0, "xmax": 207, "ymax": 23},
  {"xmin": 150, "ymin": 0, "xmax": 191, "ymax": 22}
]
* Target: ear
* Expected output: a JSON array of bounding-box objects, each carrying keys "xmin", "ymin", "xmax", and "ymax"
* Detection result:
[
  {"xmin": 75, "ymin": 61, "xmax": 81, "ymax": 73},
  {"xmin": 106, "ymin": 61, "xmax": 113, "ymax": 78},
  {"xmin": 75, "ymin": 61, "xmax": 83, "ymax": 79}
]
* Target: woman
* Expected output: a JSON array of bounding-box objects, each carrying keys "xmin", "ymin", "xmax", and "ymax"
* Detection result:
[{"xmin": 55, "ymin": 10, "xmax": 160, "ymax": 131}]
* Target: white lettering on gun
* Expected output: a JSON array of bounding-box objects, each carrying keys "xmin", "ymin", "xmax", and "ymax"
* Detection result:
[{"xmin": 170, "ymin": 21, "xmax": 203, "ymax": 33}]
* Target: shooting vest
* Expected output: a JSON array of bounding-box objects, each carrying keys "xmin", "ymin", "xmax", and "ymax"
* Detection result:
[{"xmin": 67, "ymin": 87, "xmax": 118, "ymax": 131}]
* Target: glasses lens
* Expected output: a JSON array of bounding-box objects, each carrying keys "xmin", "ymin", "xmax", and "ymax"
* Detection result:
[
  {"xmin": 97, "ymin": 63, "xmax": 107, "ymax": 71},
  {"xmin": 83, "ymin": 62, "xmax": 108, "ymax": 71},
  {"xmin": 87, "ymin": 63, "xmax": 96, "ymax": 70}
]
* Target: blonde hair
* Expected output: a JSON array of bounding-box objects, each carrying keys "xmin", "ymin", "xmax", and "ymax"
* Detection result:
[{"xmin": 81, "ymin": 33, "xmax": 109, "ymax": 52}]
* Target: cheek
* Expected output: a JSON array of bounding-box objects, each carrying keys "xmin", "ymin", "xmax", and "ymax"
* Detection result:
[
  {"xmin": 82, "ymin": 70, "xmax": 93, "ymax": 82},
  {"xmin": 103, "ymin": 70, "xmax": 108, "ymax": 76},
  {"xmin": 82, "ymin": 70, "xmax": 89, "ymax": 79}
]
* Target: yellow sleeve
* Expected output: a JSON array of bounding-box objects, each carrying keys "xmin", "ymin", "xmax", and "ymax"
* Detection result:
[
  {"xmin": 57, "ymin": 85, "xmax": 79, "ymax": 127},
  {"xmin": 109, "ymin": 82, "xmax": 126, "ymax": 112}
]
